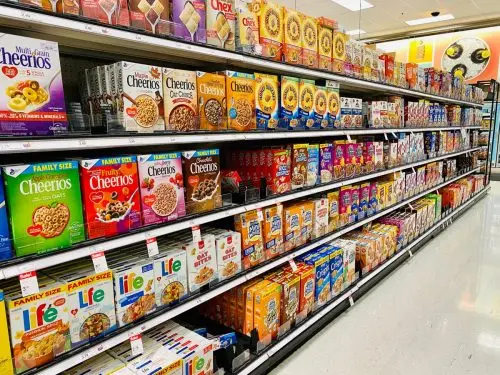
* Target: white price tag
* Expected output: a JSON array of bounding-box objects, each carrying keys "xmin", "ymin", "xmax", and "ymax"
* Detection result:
[
  {"xmin": 192, "ymin": 225, "xmax": 201, "ymax": 243},
  {"xmin": 129, "ymin": 334, "xmax": 144, "ymax": 356},
  {"xmin": 408, "ymin": 250, "xmax": 414, "ymax": 257},
  {"xmin": 146, "ymin": 237, "xmax": 159, "ymax": 257},
  {"xmin": 288, "ymin": 260, "xmax": 298, "ymax": 272},
  {"xmin": 384, "ymin": 133, "xmax": 388, "ymax": 141},
  {"xmin": 346, "ymin": 134, "xmax": 352, "ymax": 141},
  {"xmin": 91, "ymin": 252, "xmax": 108, "ymax": 273},
  {"xmin": 19, "ymin": 271, "xmax": 39, "ymax": 297},
  {"xmin": 348, "ymin": 295, "xmax": 354, "ymax": 307},
  {"xmin": 257, "ymin": 208, "xmax": 263, "ymax": 221}
]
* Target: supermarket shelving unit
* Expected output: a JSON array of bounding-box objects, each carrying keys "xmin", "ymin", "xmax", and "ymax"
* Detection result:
[{"xmin": 0, "ymin": 3, "xmax": 490, "ymax": 375}]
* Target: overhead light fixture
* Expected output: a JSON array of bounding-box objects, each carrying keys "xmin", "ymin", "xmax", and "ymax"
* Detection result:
[
  {"xmin": 346, "ymin": 29, "xmax": 367, "ymax": 35},
  {"xmin": 406, "ymin": 14, "xmax": 455, "ymax": 26},
  {"xmin": 331, "ymin": 0, "xmax": 374, "ymax": 12}
]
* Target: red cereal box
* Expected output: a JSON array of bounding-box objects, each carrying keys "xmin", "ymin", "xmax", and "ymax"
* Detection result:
[
  {"xmin": 363, "ymin": 141, "xmax": 375, "ymax": 173},
  {"xmin": 80, "ymin": 156, "xmax": 141, "ymax": 239},
  {"xmin": 345, "ymin": 141, "xmax": 356, "ymax": 178},
  {"xmin": 354, "ymin": 143, "xmax": 363, "ymax": 176},
  {"xmin": 251, "ymin": 150, "xmax": 260, "ymax": 188},
  {"xmin": 271, "ymin": 148, "xmax": 291, "ymax": 194}
]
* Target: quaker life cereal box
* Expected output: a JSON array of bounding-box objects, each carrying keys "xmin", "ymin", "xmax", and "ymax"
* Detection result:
[
  {"xmin": 255, "ymin": 73, "xmax": 279, "ymax": 130},
  {"xmin": 138, "ymin": 153, "xmax": 186, "ymax": 225},
  {"xmin": 0, "ymin": 34, "xmax": 68, "ymax": 136},
  {"xmin": 197, "ymin": 71, "xmax": 227, "ymax": 130},
  {"xmin": 234, "ymin": 210, "xmax": 264, "ymax": 269},
  {"xmin": 223, "ymin": 70, "xmax": 256, "ymax": 131},
  {"xmin": 80, "ymin": 156, "xmax": 141, "ymax": 239},
  {"xmin": 326, "ymin": 80, "xmax": 340, "ymax": 128},
  {"xmin": 301, "ymin": 15, "xmax": 318, "ymax": 69},
  {"xmin": 182, "ymin": 149, "xmax": 222, "ymax": 214},
  {"xmin": 299, "ymin": 79, "xmax": 315, "ymax": 129},
  {"xmin": 215, "ymin": 231, "xmax": 242, "ymax": 280},
  {"xmin": 113, "ymin": 260, "xmax": 156, "ymax": 327},
  {"xmin": 283, "ymin": 8, "xmax": 302, "ymax": 65},
  {"xmin": 3, "ymin": 161, "xmax": 85, "ymax": 257},
  {"xmin": 263, "ymin": 204, "xmax": 284, "ymax": 260},
  {"xmin": 306, "ymin": 144, "xmax": 319, "ymax": 187},
  {"xmin": 279, "ymin": 76, "xmax": 299, "ymax": 130},
  {"xmin": 172, "ymin": 0, "xmax": 206, "ymax": 43},
  {"xmin": 312, "ymin": 86, "xmax": 328, "ymax": 129},
  {"xmin": 0, "ymin": 175, "xmax": 12, "ymax": 260},
  {"xmin": 319, "ymin": 143, "xmax": 333, "ymax": 183},
  {"xmin": 206, "ymin": 0, "xmax": 236, "ymax": 50},
  {"xmin": 153, "ymin": 248, "xmax": 188, "ymax": 307},
  {"xmin": 129, "ymin": 0, "xmax": 168, "ymax": 33},
  {"xmin": 0, "ymin": 290, "xmax": 14, "ymax": 375},
  {"xmin": 235, "ymin": 0, "xmax": 260, "ymax": 54},
  {"xmin": 259, "ymin": 0, "xmax": 284, "ymax": 61},
  {"xmin": 163, "ymin": 68, "xmax": 198, "ymax": 132}
]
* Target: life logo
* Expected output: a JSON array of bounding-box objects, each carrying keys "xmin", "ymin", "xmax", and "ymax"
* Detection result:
[
  {"xmin": 270, "ymin": 215, "xmax": 282, "ymax": 234},
  {"xmin": 119, "ymin": 272, "xmax": 143, "ymax": 294},
  {"xmin": 22, "ymin": 300, "xmax": 64, "ymax": 331},
  {"xmin": 248, "ymin": 220, "xmax": 261, "ymax": 241},
  {"xmin": 194, "ymin": 356, "xmax": 205, "ymax": 372},
  {"xmin": 78, "ymin": 287, "xmax": 105, "ymax": 308},
  {"xmin": 161, "ymin": 257, "xmax": 182, "ymax": 276}
]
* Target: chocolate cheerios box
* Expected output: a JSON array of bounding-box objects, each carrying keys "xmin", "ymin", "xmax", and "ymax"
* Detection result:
[
  {"xmin": 163, "ymin": 68, "xmax": 198, "ymax": 132},
  {"xmin": 2, "ymin": 161, "xmax": 85, "ymax": 257}
]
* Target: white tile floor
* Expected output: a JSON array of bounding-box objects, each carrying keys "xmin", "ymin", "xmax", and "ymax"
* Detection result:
[{"xmin": 270, "ymin": 182, "xmax": 500, "ymax": 375}]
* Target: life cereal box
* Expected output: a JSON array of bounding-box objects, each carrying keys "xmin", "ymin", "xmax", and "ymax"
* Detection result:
[
  {"xmin": 153, "ymin": 248, "xmax": 188, "ymax": 308},
  {"xmin": 301, "ymin": 15, "xmax": 318, "ymax": 69},
  {"xmin": 253, "ymin": 281, "xmax": 281, "ymax": 340},
  {"xmin": 284, "ymin": 204, "xmax": 301, "ymax": 251},
  {"xmin": 215, "ymin": 231, "xmax": 242, "ymax": 281},
  {"xmin": 206, "ymin": 0, "xmax": 236, "ymax": 50},
  {"xmin": 80, "ymin": 156, "xmax": 141, "ymax": 239},
  {"xmin": 263, "ymin": 204, "xmax": 284, "ymax": 260},
  {"xmin": 317, "ymin": 17, "xmax": 335, "ymax": 71},
  {"xmin": 234, "ymin": 209, "xmax": 264, "ymax": 269},
  {"xmin": 259, "ymin": 0, "xmax": 284, "ymax": 61},
  {"xmin": 0, "ymin": 290, "xmax": 13, "ymax": 375},
  {"xmin": 138, "ymin": 152, "xmax": 186, "ymax": 225},
  {"xmin": 223, "ymin": 70, "xmax": 256, "ymax": 131},
  {"xmin": 283, "ymin": 8, "xmax": 302, "ymax": 65},
  {"xmin": 3, "ymin": 161, "xmax": 85, "ymax": 257},
  {"xmin": 279, "ymin": 76, "xmax": 299, "ymax": 130},
  {"xmin": 255, "ymin": 73, "xmax": 279, "ymax": 130},
  {"xmin": 197, "ymin": 71, "xmax": 227, "ymax": 131},
  {"xmin": 0, "ymin": 34, "xmax": 68, "ymax": 136}
]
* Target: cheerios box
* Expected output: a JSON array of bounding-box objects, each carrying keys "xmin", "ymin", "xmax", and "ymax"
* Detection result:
[
  {"xmin": 221, "ymin": 70, "xmax": 256, "ymax": 131},
  {"xmin": 153, "ymin": 248, "xmax": 188, "ymax": 308},
  {"xmin": 283, "ymin": 8, "xmax": 303, "ymax": 65},
  {"xmin": 3, "ymin": 161, "xmax": 85, "ymax": 257},
  {"xmin": 0, "ymin": 174, "xmax": 12, "ymax": 261},
  {"xmin": 0, "ymin": 34, "xmax": 68, "ymax": 136},
  {"xmin": 255, "ymin": 73, "xmax": 279, "ymax": 130},
  {"xmin": 298, "ymin": 79, "xmax": 315, "ymax": 129},
  {"xmin": 279, "ymin": 76, "xmax": 299, "ymax": 130},
  {"xmin": 259, "ymin": 0, "xmax": 283, "ymax": 61}
]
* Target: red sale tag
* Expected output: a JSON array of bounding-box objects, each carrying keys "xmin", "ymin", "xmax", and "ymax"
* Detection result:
[
  {"xmin": 130, "ymin": 334, "xmax": 144, "ymax": 356},
  {"xmin": 146, "ymin": 237, "xmax": 159, "ymax": 257}
]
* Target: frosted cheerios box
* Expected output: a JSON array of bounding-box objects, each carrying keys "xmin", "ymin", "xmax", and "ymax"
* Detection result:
[{"xmin": 0, "ymin": 33, "xmax": 67, "ymax": 135}]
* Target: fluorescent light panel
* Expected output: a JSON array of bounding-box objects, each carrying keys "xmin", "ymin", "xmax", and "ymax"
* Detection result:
[
  {"xmin": 331, "ymin": 0, "xmax": 374, "ymax": 11},
  {"xmin": 406, "ymin": 14, "xmax": 455, "ymax": 26},
  {"xmin": 346, "ymin": 29, "xmax": 367, "ymax": 35}
]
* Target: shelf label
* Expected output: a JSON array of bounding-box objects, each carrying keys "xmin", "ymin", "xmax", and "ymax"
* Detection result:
[
  {"xmin": 408, "ymin": 250, "xmax": 414, "ymax": 258},
  {"xmin": 146, "ymin": 237, "xmax": 159, "ymax": 257},
  {"xmin": 288, "ymin": 260, "xmax": 298, "ymax": 272},
  {"xmin": 384, "ymin": 133, "xmax": 388, "ymax": 141},
  {"xmin": 191, "ymin": 225, "xmax": 201, "ymax": 243},
  {"xmin": 91, "ymin": 252, "xmax": 108, "ymax": 273},
  {"xmin": 348, "ymin": 295, "xmax": 354, "ymax": 307},
  {"xmin": 346, "ymin": 134, "xmax": 352, "ymax": 141},
  {"xmin": 257, "ymin": 208, "xmax": 263, "ymax": 221},
  {"xmin": 19, "ymin": 271, "xmax": 39, "ymax": 297},
  {"xmin": 130, "ymin": 334, "xmax": 144, "ymax": 356}
]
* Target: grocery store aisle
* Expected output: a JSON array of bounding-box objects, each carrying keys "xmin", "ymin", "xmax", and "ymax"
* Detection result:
[{"xmin": 271, "ymin": 182, "xmax": 500, "ymax": 375}]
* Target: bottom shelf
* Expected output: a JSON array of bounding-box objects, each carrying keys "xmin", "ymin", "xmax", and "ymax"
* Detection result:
[{"xmin": 236, "ymin": 185, "xmax": 491, "ymax": 375}]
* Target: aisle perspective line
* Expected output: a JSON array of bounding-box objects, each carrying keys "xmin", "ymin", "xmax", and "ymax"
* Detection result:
[
  {"xmin": 236, "ymin": 185, "xmax": 490, "ymax": 375},
  {"xmin": 0, "ymin": 148, "xmax": 480, "ymax": 279},
  {"xmin": 32, "ymin": 168, "xmax": 480, "ymax": 375}
]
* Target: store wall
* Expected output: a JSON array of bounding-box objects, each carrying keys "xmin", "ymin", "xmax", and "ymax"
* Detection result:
[{"xmin": 376, "ymin": 26, "xmax": 500, "ymax": 84}]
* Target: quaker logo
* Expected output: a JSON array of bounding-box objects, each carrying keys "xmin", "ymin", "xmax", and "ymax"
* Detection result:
[
  {"xmin": 248, "ymin": 220, "xmax": 261, "ymax": 239},
  {"xmin": 271, "ymin": 215, "xmax": 281, "ymax": 233},
  {"xmin": 290, "ymin": 214, "xmax": 299, "ymax": 229}
]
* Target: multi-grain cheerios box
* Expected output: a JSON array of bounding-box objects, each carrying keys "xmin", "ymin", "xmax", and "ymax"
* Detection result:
[
  {"xmin": 80, "ymin": 156, "xmax": 141, "ymax": 239},
  {"xmin": 138, "ymin": 152, "xmax": 186, "ymax": 225},
  {"xmin": 115, "ymin": 61, "xmax": 165, "ymax": 132},
  {"xmin": 279, "ymin": 76, "xmax": 299, "ymax": 130},
  {"xmin": 2, "ymin": 161, "xmax": 85, "ymax": 257},
  {"xmin": 172, "ymin": 0, "xmax": 206, "ymax": 43},
  {"xmin": 259, "ymin": 0, "xmax": 284, "ymax": 61},
  {"xmin": 206, "ymin": 0, "xmax": 236, "ymax": 50},
  {"xmin": 301, "ymin": 15, "xmax": 318, "ymax": 69},
  {"xmin": 153, "ymin": 247, "xmax": 188, "ymax": 308},
  {"xmin": 0, "ymin": 34, "xmax": 68, "ymax": 136},
  {"xmin": 197, "ymin": 71, "xmax": 227, "ymax": 131},
  {"xmin": 283, "ymin": 8, "xmax": 302, "ymax": 65},
  {"xmin": 163, "ymin": 68, "xmax": 198, "ymax": 132},
  {"xmin": 0, "ymin": 175, "xmax": 12, "ymax": 261},
  {"xmin": 183, "ymin": 234, "xmax": 217, "ymax": 292},
  {"xmin": 6, "ymin": 280, "xmax": 71, "ymax": 373},
  {"xmin": 255, "ymin": 73, "xmax": 279, "ymax": 130},
  {"xmin": 222, "ymin": 70, "xmax": 256, "ymax": 131}
]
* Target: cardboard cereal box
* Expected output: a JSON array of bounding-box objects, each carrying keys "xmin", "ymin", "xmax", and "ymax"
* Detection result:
[
  {"xmin": 128, "ymin": 0, "xmax": 168, "ymax": 33},
  {"xmin": 345, "ymin": 141, "xmax": 356, "ymax": 178},
  {"xmin": 306, "ymin": 144, "xmax": 319, "ymax": 187},
  {"xmin": 244, "ymin": 279, "xmax": 270, "ymax": 335},
  {"xmin": 332, "ymin": 31, "xmax": 346, "ymax": 74},
  {"xmin": 223, "ymin": 70, "xmax": 256, "ymax": 131},
  {"xmin": 312, "ymin": 197, "xmax": 328, "ymax": 239},
  {"xmin": 333, "ymin": 141, "xmax": 346, "ymax": 180},
  {"xmin": 302, "ymin": 252, "xmax": 330, "ymax": 307},
  {"xmin": 291, "ymin": 143, "xmax": 308, "ymax": 190},
  {"xmin": 235, "ymin": 0, "xmax": 260, "ymax": 54},
  {"xmin": 312, "ymin": 86, "xmax": 328, "ymax": 129},
  {"xmin": 319, "ymin": 143, "xmax": 333, "ymax": 183},
  {"xmin": 171, "ymin": 0, "xmax": 207, "ymax": 43},
  {"xmin": 80, "ymin": 0, "xmax": 130, "ymax": 25},
  {"xmin": 0, "ymin": 291, "xmax": 13, "ymax": 375},
  {"xmin": 0, "ymin": 34, "xmax": 68, "ymax": 136},
  {"xmin": 255, "ymin": 73, "xmax": 279, "ymax": 130},
  {"xmin": 259, "ymin": 0, "xmax": 284, "ymax": 61},
  {"xmin": 197, "ymin": 71, "xmax": 227, "ymax": 131},
  {"xmin": 317, "ymin": 17, "xmax": 335, "ymax": 71},
  {"xmin": 214, "ymin": 231, "xmax": 242, "ymax": 280},
  {"xmin": 326, "ymin": 81, "xmax": 340, "ymax": 128},
  {"xmin": 279, "ymin": 76, "xmax": 299, "ymax": 130},
  {"xmin": 80, "ymin": 156, "xmax": 141, "ymax": 239},
  {"xmin": 339, "ymin": 186, "xmax": 352, "ymax": 227},
  {"xmin": 292, "ymin": 263, "xmax": 314, "ymax": 315},
  {"xmin": 0, "ymin": 175, "xmax": 12, "ymax": 260},
  {"xmin": 300, "ymin": 201, "xmax": 314, "ymax": 245},
  {"xmin": 206, "ymin": 0, "xmax": 236, "ymax": 50},
  {"xmin": 271, "ymin": 273, "xmax": 299, "ymax": 326},
  {"xmin": 236, "ymin": 278, "xmax": 263, "ymax": 332},
  {"xmin": 351, "ymin": 185, "xmax": 360, "ymax": 222},
  {"xmin": 301, "ymin": 15, "xmax": 318, "ymax": 68},
  {"xmin": 283, "ymin": 8, "xmax": 302, "ymax": 65},
  {"xmin": 163, "ymin": 68, "xmax": 198, "ymax": 132},
  {"xmin": 327, "ymin": 190, "xmax": 339, "ymax": 232},
  {"xmin": 263, "ymin": 204, "xmax": 284, "ymax": 260},
  {"xmin": 253, "ymin": 282, "xmax": 281, "ymax": 340},
  {"xmin": 299, "ymin": 79, "xmax": 315, "ymax": 129},
  {"xmin": 234, "ymin": 209, "xmax": 265, "ymax": 269},
  {"xmin": 153, "ymin": 248, "xmax": 188, "ymax": 308},
  {"xmin": 183, "ymin": 234, "xmax": 218, "ymax": 292},
  {"xmin": 269, "ymin": 148, "xmax": 291, "ymax": 194},
  {"xmin": 3, "ymin": 161, "xmax": 85, "ymax": 256},
  {"xmin": 284, "ymin": 204, "xmax": 301, "ymax": 251}
]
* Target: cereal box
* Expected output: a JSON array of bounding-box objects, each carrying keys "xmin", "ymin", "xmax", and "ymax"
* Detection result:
[
  {"xmin": 317, "ymin": 17, "xmax": 335, "ymax": 71},
  {"xmin": 153, "ymin": 248, "xmax": 188, "ymax": 308},
  {"xmin": 237, "ymin": 278, "xmax": 263, "ymax": 332},
  {"xmin": 359, "ymin": 183, "xmax": 369, "ymax": 220},
  {"xmin": 206, "ymin": 0, "xmax": 236, "ymax": 50},
  {"xmin": 80, "ymin": 0, "xmax": 130, "ymax": 25},
  {"xmin": 235, "ymin": 0, "xmax": 259, "ymax": 53},
  {"xmin": 183, "ymin": 234, "xmax": 217, "ymax": 292},
  {"xmin": 182, "ymin": 149, "xmax": 222, "ymax": 214},
  {"xmin": 215, "ymin": 231, "xmax": 242, "ymax": 280},
  {"xmin": 113, "ymin": 260, "xmax": 156, "ymax": 326},
  {"xmin": 299, "ymin": 79, "xmax": 315, "ymax": 129},
  {"xmin": 333, "ymin": 141, "xmax": 346, "ymax": 180},
  {"xmin": 327, "ymin": 190, "xmax": 339, "ymax": 232},
  {"xmin": 326, "ymin": 81, "xmax": 340, "ymax": 128},
  {"xmin": 223, "ymin": 70, "xmax": 256, "ymax": 131},
  {"xmin": 301, "ymin": 15, "xmax": 318, "ymax": 68},
  {"xmin": 345, "ymin": 141, "xmax": 356, "ymax": 178},
  {"xmin": 0, "ymin": 34, "xmax": 68, "ymax": 135},
  {"xmin": 313, "ymin": 86, "xmax": 328, "ymax": 129},
  {"xmin": 319, "ymin": 143, "xmax": 333, "ymax": 183},
  {"xmin": 6, "ymin": 282, "xmax": 71, "ymax": 372},
  {"xmin": 253, "ymin": 282, "xmax": 281, "ymax": 340},
  {"xmin": 299, "ymin": 201, "xmax": 314, "ymax": 245},
  {"xmin": 283, "ymin": 8, "xmax": 302, "ymax": 65},
  {"xmin": 279, "ymin": 76, "xmax": 299, "ymax": 130},
  {"xmin": 339, "ymin": 186, "xmax": 352, "ymax": 227},
  {"xmin": 244, "ymin": 279, "xmax": 269, "ymax": 334},
  {"xmin": 312, "ymin": 198, "xmax": 328, "ymax": 239},
  {"xmin": 329, "ymin": 246, "xmax": 344, "ymax": 296},
  {"xmin": 351, "ymin": 185, "xmax": 360, "ymax": 222},
  {"xmin": 291, "ymin": 144, "xmax": 308, "ymax": 189},
  {"xmin": 138, "ymin": 152, "xmax": 186, "ymax": 225},
  {"xmin": 0, "ymin": 175, "xmax": 12, "ymax": 260},
  {"xmin": 3, "ymin": 161, "xmax": 85, "ymax": 256},
  {"xmin": 128, "ymin": 0, "xmax": 168, "ymax": 33},
  {"xmin": 234, "ymin": 210, "xmax": 265, "ymax": 269},
  {"xmin": 306, "ymin": 144, "xmax": 319, "ymax": 187},
  {"xmin": 295, "ymin": 264, "xmax": 314, "ymax": 314},
  {"xmin": 340, "ymin": 97, "xmax": 352, "ymax": 128},
  {"xmin": 163, "ymin": 68, "xmax": 198, "ymax": 132},
  {"xmin": 255, "ymin": 73, "xmax": 279, "ymax": 130},
  {"xmin": 0, "ymin": 291, "xmax": 13, "ymax": 375},
  {"xmin": 172, "ymin": 0, "xmax": 206, "ymax": 43},
  {"xmin": 259, "ymin": 0, "xmax": 284, "ymax": 61},
  {"xmin": 269, "ymin": 148, "xmax": 291, "ymax": 194},
  {"xmin": 271, "ymin": 273, "xmax": 299, "ymax": 326},
  {"xmin": 263, "ymin": 204, "xmax": 284, "ymax": 260},
  {"xmin": 284, "ymin": 204, "xmax": 301, "ymax": 251},
  {"xmin": 363, "ymin": 141, "xmax": 375, "ymax": 173},
  {"xmin": 303, "ymin": 252, "xmax": 330, "ymax": 307},
  {"xmin": 332, "ymin": 31, "xmax": 346, "ymax": 74},
  {"xmin": 80, "ymin": 156, "xmax": 141, "ymax": 239},
  {"xmin": 196, "ymin": 71, "xmax": 227, "ymax": 131}
]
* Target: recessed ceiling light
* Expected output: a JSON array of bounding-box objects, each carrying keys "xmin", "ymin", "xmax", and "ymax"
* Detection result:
[
  {"xmin": 331, "ymin": 0, "xmax": 374, "ymax": 12},
  {"xmin": 346, "ymin": 29, "xmax": 367, "ymax": 35},
  {"xmin": 406, "ymin": 14, "xmax": 455, "ymax": 26}
]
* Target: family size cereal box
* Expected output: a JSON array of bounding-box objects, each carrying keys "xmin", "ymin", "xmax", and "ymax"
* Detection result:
[
  {"xmin": 172, "ymin": 0, "xmax": 207, "ymax": 43},
  {"xmin": 215, "ymin": 231, "xmax": 242, "ymax": 280},
  {"xmin": 300, "ymin": 201, "xmax": 314, "ymax": 245},
  {"xmin": 279, "ymin": 76, "xmax": 299, "ymax": 130},
  {"xmin": 270, "ymin": 273, "xmax": 299, "ymax": 327},
  {"xmin": 259, "ymin": 0, "xmax": 284, "ymax": 61},
  {"xmin": 182, "ymin": 149, "xmax": 222, "ymax": 214},
  {"xmin": 206, "ymin": 0, "xmax": 236, "ymax": 50},
  {"xmin": 293, "ymin": 263, "xmax": 314, "ymax": 315},
  {"xmin": 3, "ymin": 161, "xmax": 85, "ymax": 257},
  {"xmin": 138, "ymin": 153, "xmax": 186, "ymax": 225},
  {"xmin": 129, "ymin": 0, "xmax": 168, "ymax": 33},
  {"xmin": 329, "ymin": 246, "xmax": 344, "ymax": 296},
  {"xmin": 255, "ymin": 73, "xmax": 279, "ymax": 129},
  {"xmin": 299, "ymin": 79, "xmax": 315, "ymax": 129},
  {"xmin": 80, "ymin": 156, "xmax": 141, "ymax": 239},
  {"xmin": 223, "ymin": 70, "xmax": 256, "ymax": 131},
  {"xmin": 235, "ymin": 0, "xmax": 260, "ymax": 53},
  {"xmin": 333, "ymin": 141, "xmax": 346, "ymax": 180},
  {"xmin": 284, "ymin": 204, "xmax": 301, "ymax": 251},
  {"xmin": 320, "ymin": 143, "xmax": 333, "ymax": 183},
  {"xmin": 183, "ymin": 234, "xmax": 218, "ymax": 292},
  {"xmin": 0, "ymin": 34, "xmax": 68, "ymax": 135},
  {"xmin": 327, "ymin": 190, "xmax": 339, "ymax": 232},
  {"xmin": 263, "ymin": 204, "xmax": 284, "ymax": 260},
  {"xmin": 291, "ymin": 143, "xmax": 308, "ymax": 189},
  {"xmin": 253, "ymin": 282, "xmax": 281, "ymax": 340},
  {"xmin": 197, "ymin": 71, "xmax": 227, "ymax": 130},
  {"xmin": 317, "ymin": 17, "xmax": 335, "ymax": 71},
  {"xmin": 163, "ymin": 68, "xmax": 198, "ymax": 132},
  {"xmin": 301, "ymin": 15, "xmax": 318, "ymax": 68},
  {"xmin": 332, "ymin": 31, "xmax": 346, "ymax": 74},
  {"xmin": 153, "ymin": 248, "xmax": 188, "ymax": 308},
  {"xmin": 339, "ymin": 186, "xmax": 352, "ymax": 227},
  {"xmin": 0, "ymin": 175, "xmax": 12, "ymax": 260},
  {"xmin": 283, "ymin": 8, "xmax": 302, "ymax": 65},
  {"xmin": 235, "ymin": 209, "xmax": 265, "ymax": 269},
  {"xmin": 306, "ymin": 144, "xmax": 319, "ymax": 186},
  {"xmin": 312, "ymin": 197, "xmax": 329, "ymax": 239},
  {"xmin": 244, "ymin": 279, "xmax": 270, "ymax": 334}
]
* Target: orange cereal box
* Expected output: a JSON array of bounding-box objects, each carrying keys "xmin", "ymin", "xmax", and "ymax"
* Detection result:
[
  {"xmin": 222, "ymin": 70, "xmax": 256, "ymax": 131},
  {"xmin": 259, "ymin": 0, "xmax": 284, "ymax": 61},
  {"xmin": 263, "ymin": 204, "xmax": 284, "ymax": 260},
  {"xmin": 301, "ymin": 15, "xmax": 318, "ymax": 68},
  {"xmin": 332, "ymin": 31, "xmax": 346, "ymax": 74},
  {"xmin": 197, "ymin": 71, "xmax": 227, "ymax": 131},
  {"xmin": 284, "ymin": 204, "xmax": 301, "ymax": 251},
  {"xmin": 253, "ymin": 281, "xmax": 281, "ymax": 340},
  {"xmin": 295, "ymin": 262, "xmax": 315, "ymax": 315},
  {"xmin": 273, "ymin": 273, "xmax": 300, "ymax": 325},
  {"xmin": 244, "ymin": 279, "xmax": 270, "ymax": 335},
  {"xmin": 299, "ymin": 200, "xmax": 314, "ymax": 245},
  {"xmin": 283, "ymin": 8, "xmax": 302, "ymax": 65},
  {"xmin": 235, "ymin": 209, "xmax": 265, "ymax": 269},
  {"xmin": 236, "ymin": 278, "xmax": 263, "ymax": 332},
  {"xmin": 317, "ymin": 17, "xmax": 335, "ymax": 71},
  {"xmin": 327, "ymin": 190, "xmax": 339, "ymax": 232}
]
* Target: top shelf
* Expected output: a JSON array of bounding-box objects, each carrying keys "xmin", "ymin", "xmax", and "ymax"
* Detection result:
[{"xmin": 0, "ymin": 4, "xmax": 482, "ymax": 108}]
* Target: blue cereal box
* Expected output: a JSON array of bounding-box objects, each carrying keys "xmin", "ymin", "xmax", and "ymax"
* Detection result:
[
  {"xmin": 299, "ymin": 79, "xmax": 315, "ymax": 129},
  {"xmin": 0, "ymin": 175, "xmax": 12, "ymax": 260},
  {"xmin": 312, "ymin": 86, "xmax": 328, "ymax": 129},
  {"xmin": 318, "ymin": 245, "xmax": 343, "ymax": 297},
  {"xmin": 279, "ymin": 76, "xmax": 299, "ymax": 130},
  {"xmin": 303, "ymin": 251, "xmax": 330, "ymax": 307},
  {"xmin": 306, "ymin": 144, "xmax": 319, "ymax": 187}
]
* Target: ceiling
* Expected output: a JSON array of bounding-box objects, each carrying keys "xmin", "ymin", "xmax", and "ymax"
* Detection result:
[{"xmin": 280, "ymin": 0, "xmax": 500, "ymax": 42}]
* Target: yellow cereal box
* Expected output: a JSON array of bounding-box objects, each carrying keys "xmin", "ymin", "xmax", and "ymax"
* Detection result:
[
  {"xmin": 327, "ymin": 190, "xmax": 339, "ymax": 232},
  {"xmin": 283, "ymin": 8, "xmax": 302, "ymax": 65},
  {"xmin": 317, "ymin": 17, "xmax": 335, "ymax": 71},
  {"xmin": 299, "ymin": 200, "xmax": 314, "ymax": 245},
  {"xmin": 255, "ymin": 73, "xmax": 279, "ymax": 130},
  {"xmin": 236, "ymin": 278, "xmax": 262, "ymax": 332},
  {"xmin": 263, "ymin": 204, "xmax": 284, "ymax": 260},
  {"xmin": 223, "ymin": 70, "xmax": 256, "ymax": 131},
  {"xmin": 253, "ymin": 281, "xmax": 281, "ymax": 340},
  {"xmin": 332, "ymin": 31, "xmax": 347, "ymax": 73},
  {"xmin": 244, "ymin": 280, "xmax": 270, "ymax": 335},
  {"xmin": 301, "ymin": 15, "xmax": 318, "ymax": 68},
  {"xmin": 259, "ymin": 0, "xmax": 283, "ymax": 61},
  {"xmin": 197, "ymin": 71, "xmax": 227, "ymax": 131},
  {"xmin": 279, "ymin": 76, "xmax": 300, "ymax": 129},
  {"xmin": 270, "ymin": 273, "xmax": 300, "ymax": 326},
  {"xmin": 299, "ymin": 79, "xmax": 316, "ymax": 129},
  {"xmin": 284, "ymin": 204, "xmax": 302, "ymax": 251},
  {"xmin": 0, "ymin": 291, "xmax": 13, "ymax": 375},
  {"xmin": 235, "ymin": 209, "xmax": 265, "ymax": 269}
]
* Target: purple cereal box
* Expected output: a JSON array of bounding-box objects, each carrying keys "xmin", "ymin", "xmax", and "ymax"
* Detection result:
[
  {"xmin": 171, "ymin": 0, "xmax": 206, "ymax": 43},
  {"xmin": 319, "ymin": 143, "xmax": 333, "ymax": 183},
  {"xmin": 138, "ymin": 152, "xmax": 186, "ymax": 225}
]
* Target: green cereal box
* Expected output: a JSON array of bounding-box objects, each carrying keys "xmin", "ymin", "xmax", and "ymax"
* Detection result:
[{"xmin": 3, "ymin": 161, "xmax": 85, "ymax": 257}]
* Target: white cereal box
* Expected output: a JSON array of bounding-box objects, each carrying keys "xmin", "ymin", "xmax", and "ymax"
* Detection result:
[
  {"xmin": 215, "ymin": 231, "xmax": 242, "ymax": 281},
  {"xmin": 206, "ymin": 0, "xmax": 236, "ymax": 50},
  {"xmin": 153, "ymin": 248, "xmax": 188, "ymax": 308},
  {"xmin": 182, "ymin": 234, "xmax": 217, "ymax": 292},
  {"xmin": 312, "ymin": 198, "xmax": 329, "ymax": 239}
]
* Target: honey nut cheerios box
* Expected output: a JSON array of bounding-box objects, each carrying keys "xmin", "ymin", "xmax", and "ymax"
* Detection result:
[
  {"xmin": 2, "ymin": 161, "xmax": 85, "ymax": 257},
  {"xmin": 80, "ymin": 156, "xmax": 142, "ymax": 240},
  {"xmin": 255, "ymin": 73, "xmax": 279, "ymax": 130},
  {"xmin": 317, "ymin": 17, "xmax": 335, "ymax": 71},
  {"xmin": 163, "ymin": 68, "xmax": 198, "ymax": 132},
  {"xmin": 283, "ymin": 8, "xmax": 302, "ymax": 65},
  {"xmin": 279, "ymin": 76, "xmax": 299, "ymax": 130},
  {"xmin": 301, "ymin": 15, "xmax": 318, "ymax": 69},
  {"xmin": 214, "ymin": 230, "xmax": 242, "ymax": 281},
  {"xmin": 312, "ymin": 85, "xmax": 328, "ymax": 129},
  {"xmin": 182, "ymin": 234, "xmax": 218, "ymax": 292},
  {"xmin": 221, "ymin": 70, "xmax": 256, "ymax": 131},
  {"xmin": 263, "ymin": 204, "xmax": 284, "ymax": 260},
  {"xmin": 235, "ymin": 209, "xmax": 265, "ymax": 269},
  {"xmin": 298, "ymin": 79, "xmax": 315, "ymax": 129},
  {"xmin": 332, "ymin": 31, "xmax": 347, "ymax": 74},
  {"xmin": 153, "ymin": 247, "xmax": 188, "ymax": 308},
  {"xmin": 206, "ymin": 0, "xmax": 236, "ymax": 50},
  {"xmin": 259, "ymin": 0, "xmax": 284, "ymax": 61},
  {"xmin": 196, "ymin": 71, "xmax": 227, "ymax": 131}
]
